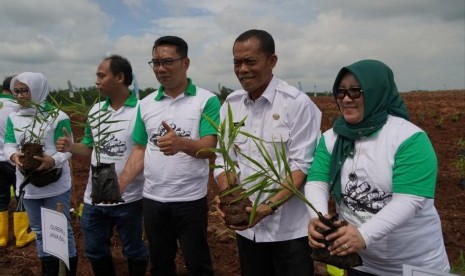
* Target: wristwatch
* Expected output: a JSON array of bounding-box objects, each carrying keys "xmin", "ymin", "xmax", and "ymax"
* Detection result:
[{"xmin": 265, "ymin": 200, "xmax": 278, "ymax": 215}]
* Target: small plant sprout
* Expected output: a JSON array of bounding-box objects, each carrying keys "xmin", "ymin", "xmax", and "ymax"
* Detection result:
[
  {"xmin": 16, "ymin": 99, "xmax": 61, "ymax": 145},
  {"xmin": 454, "ymin": 137, "xmax": 465, "ymax": 187},
  {"xmin": 203, "ymin": 103, "xmax": 323, "ymax": 226},
  {"xmin": 204, "ymin": 103, "xmax": 362, "ymax": 268},
  {"xmin": 57, "ymin": 93, "xmax": 126, "ymax": 166}
]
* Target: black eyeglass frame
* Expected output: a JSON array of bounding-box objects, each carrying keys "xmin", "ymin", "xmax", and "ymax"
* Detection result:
[
  {"xmin": 13, "ymin": 87, "xmax": 30, "ymax": 96},
  {"xmin": 148, "ymin": 56, "xmax": 186, "ymax": 69},
  {"xmin": 334, "ymin": 87, "xmax": 363, "ymax": 100}
]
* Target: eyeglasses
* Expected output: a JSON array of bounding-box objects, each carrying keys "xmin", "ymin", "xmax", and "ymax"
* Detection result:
[
  {"xmin": 334, "ymin": 87, "xmax": 363, "ymax": 100},
  {"xmin": 13, "ymin": 87, "xmax": 30, "ymax": 96},
  {"xmin": 148, "ymin": 56, "xmax": 186, "ymax": 69}
]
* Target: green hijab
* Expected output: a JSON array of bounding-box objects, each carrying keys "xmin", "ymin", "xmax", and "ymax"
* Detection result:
[{"xmin": 329, "ymin": 59, "xmax": 409, "ymax": 203}]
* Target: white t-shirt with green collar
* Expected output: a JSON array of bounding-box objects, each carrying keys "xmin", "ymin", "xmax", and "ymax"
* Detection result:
[
  {"xmin": 0, "ymin": 94, "xmax": 19, "ymax": 162},
  {"xmin": 4, "ymin": 103, "xmax": 72, "ymax": 199},
  {"xmin": 307, "ymin": 115, "xmax": 450, "ymax": 275},
  {"xmin": 82, "ymin": 92, "xmax": 144, "ymax": 205},
  {"xmin": 132, "ymin": 78, "xmax": 220, "ymax": 202}
]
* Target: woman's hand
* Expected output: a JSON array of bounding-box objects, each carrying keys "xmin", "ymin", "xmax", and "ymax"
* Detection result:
[
  {"xmin": 326, "ymin": 221, "xmax": 366, "ymax": 256},
  {"xmin": 308, "ymin": 216, "xmax": 330, "ymax": 249},
  {"xmin": 33, "ymin": 154, "xmax": 55, "ymax": 171},
  {"xmin": 11, "ymin": 152, "xmax": 24, "ymax": 168}
]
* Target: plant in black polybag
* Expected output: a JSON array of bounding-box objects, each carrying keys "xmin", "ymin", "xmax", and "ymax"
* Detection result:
[
  {"xmin": 311, "ymin": 214, "xmax": 363, "ymax": 269},
  {"xmin": 208, "ymin": 104, "xmax": 362, "ymax": 269},
  {"xmin": 17, "ymin": 100, "xmax": 63, "ymax": 187},
  {"xmin": 90, "ymin": 163, "xmax": 123, "ymax": 204},
  {"xmin": 63, "ymin": 94, "xmax": 125, "ymax": 204}
]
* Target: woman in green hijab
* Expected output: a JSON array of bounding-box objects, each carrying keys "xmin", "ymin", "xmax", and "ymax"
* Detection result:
[{"xmin": 305, "ymin": 60, "xmax": 450, "ymax": 275}]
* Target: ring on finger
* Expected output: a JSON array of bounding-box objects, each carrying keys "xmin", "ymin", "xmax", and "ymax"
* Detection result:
[{"xmin": 342, "ymin": 243, "xmax": 349, "ymax": 250}]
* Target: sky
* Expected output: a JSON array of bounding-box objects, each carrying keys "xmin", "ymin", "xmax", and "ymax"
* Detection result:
[{"xmin": 0, "ymin": 0, "xmax": 464, "ymax": 93}]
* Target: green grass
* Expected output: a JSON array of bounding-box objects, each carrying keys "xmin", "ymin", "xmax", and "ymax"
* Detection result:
[{"xmin": 451, "ymin": 251, "xmax": 465, "ymax": 275}]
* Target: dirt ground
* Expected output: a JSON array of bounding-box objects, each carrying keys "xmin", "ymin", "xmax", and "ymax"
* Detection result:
[{"xmin": 1, "ymin": 90, "xmax": 464, "ymax": 275}]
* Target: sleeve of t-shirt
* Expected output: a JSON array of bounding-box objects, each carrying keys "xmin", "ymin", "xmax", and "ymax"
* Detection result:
[
  {"xmin": 81, "ymin": 120, "xmax": 94, "ymax": 147},
  {"xmin": 393, "ymin": 131, "xmax": 437, "ymax": 198},
  {"xmin": 52, "ymin": 117, "xmax": 73, "ymax": 166},
  {"xmin": 4, "ymin": 117, "xmax": 16, "ymax": 144},
  {"xmin": 199, "ymin": 96, "xmax": 220, "ymax": 137},
  {"xmin": 132, "ymin": 105, "xmax": 148, "ymax": 146},
  {"xmin": 306, "ymin": 135, "xmax": 331, "ymax": 183},
  {"xmin": 3, "ymin": 117, "xmax": 18, "ymax": 163},
  {"xmin": 54, "ymin": 118, "xmax": 72, "ymax": 143}
]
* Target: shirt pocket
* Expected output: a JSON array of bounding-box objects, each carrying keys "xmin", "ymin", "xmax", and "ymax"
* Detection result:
[
  {"xmin": 261, "ymin": 127, "xmax": 290, "ymax": 160},
  {"xmin": 263, "ymin": 128, "xmax": 290, "ymax": 143}
]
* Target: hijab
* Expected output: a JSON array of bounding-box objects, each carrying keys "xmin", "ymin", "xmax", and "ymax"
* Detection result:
[
  {"xmin": 329, "ymin": 59, "xmax": 409, "ymax": 203},
  {"xmin": 10, "ymin": 72, "xmax": 50, "ymax": 115}
]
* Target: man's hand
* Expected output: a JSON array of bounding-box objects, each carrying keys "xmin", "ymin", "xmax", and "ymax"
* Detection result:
[
  {"xmin": 214, "ymin": 195, "xmax": 226, "ymax": 222},
  {"xmin": 158, "ymin": 121, "xmax": 180, "ymax": 156},
  {"xmin": 215, "ymin": 173, "xmax": 233, "ymax": 223},
  {"xmin": 56, "ymin": 127, "xmax": 72, "ymax": 153},
  {"xmin": 227, "ymin": 203, "xmax": 273, "ymax": 231}
]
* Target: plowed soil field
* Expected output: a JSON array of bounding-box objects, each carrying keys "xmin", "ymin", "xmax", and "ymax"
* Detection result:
[{"xmin": 1, "ymin": 90, "xmax": 464, "ymax": 275}]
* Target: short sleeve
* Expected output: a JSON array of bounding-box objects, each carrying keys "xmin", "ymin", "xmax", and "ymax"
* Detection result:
[
  {"xmin": 132, "ymin": 105, "xmax": 148, "ymax": 146},
  {"xmin": 199, "ymin": 96, "xmax": 220, "ymax": 137},
  {"xmin": 307, "ymin": 135, "xmax": 331, "ymax": 183},
  {"xmin": 393, "ymin": 131, "xmax": 437, "ymax": 198}
]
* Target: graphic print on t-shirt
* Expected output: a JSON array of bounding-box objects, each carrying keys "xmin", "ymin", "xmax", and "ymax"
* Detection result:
[
  {"xmin": 101, "ymin": 134, "xmax": 127, "ymax": 157},
  {"xmin": 343, "ymin": 178, "xmax": 392, "ymax": 214},
  {"xmin": 149, "ymin": 121, "xmax": 192, "ymax": 147}
]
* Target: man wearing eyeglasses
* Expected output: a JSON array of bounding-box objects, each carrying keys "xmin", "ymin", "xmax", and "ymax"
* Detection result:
[
  {"xmin": 119, "ymin": 36, "xmax": 219, "ymax": 275},
  {"xmin": 214, "ymin": 29, "xmax": 322, "ymax": 276}
]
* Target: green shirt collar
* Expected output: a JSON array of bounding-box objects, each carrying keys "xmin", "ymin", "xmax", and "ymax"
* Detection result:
[
  {"xmin": 101, "ymin": 92, "xmax": 138, "ymax": 110},
  {"xmin": 0, "ymin": 93, "xmax": 14, "ymax": 99},
  {"xmin": 155, "ymin": 78, "xmax": 196, "ymax": 101}
]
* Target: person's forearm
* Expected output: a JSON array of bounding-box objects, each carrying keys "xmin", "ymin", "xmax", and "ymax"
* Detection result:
[
  {"xmin": 305, "ymin": 181, "xmax": 330, "ymax": 218},
  {"xmin": 268, "ymin": 170, "xmax": 306, "ymax": 204},
  {"xmin": 179, "ymin": 136, "xmax": 217, "ymax": 159},
  {"xmin": 119, "ymin": 145, "xmax": 145, "ymax": 191},
  {"xmin": 358, "ymin": 193, "xmax": 427, "ymax": 248},
  {"xmin": 4, "ymin": 143, "xmax": 18, "ymax": 163}
]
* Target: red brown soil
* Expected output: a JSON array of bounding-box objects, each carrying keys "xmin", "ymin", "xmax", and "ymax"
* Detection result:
[
  {"xmin": 19, "ymin": 142, "xmax": 43, "ymax": 172},
  {"xmin": 1, "ymin": 90, "xmax": 464, "ymax": 275},
  {"xmin": 220, "ymin": 185, "xmax": 253, "ymax": 227}
]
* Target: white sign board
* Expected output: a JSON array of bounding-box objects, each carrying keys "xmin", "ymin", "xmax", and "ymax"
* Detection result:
[
  {"xmin": 403, "ymin": 264, "xmax": 457, "ymax": 276},
  {"xmin": 41, "ymin": 207, "xmax": 69, "ymax": 269}
]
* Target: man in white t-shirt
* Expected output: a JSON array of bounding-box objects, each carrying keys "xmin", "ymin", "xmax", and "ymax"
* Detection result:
[
  {"xmin": 119, "ymin": 36, "xmax": 220, "ymax": 275},
  {"xmin": 56, "ymin": 55, "xmax": 148, "ymax": 275},
  {"xmin": 214, "ymin": 29, "xmax": 322, "ymax": 276}
]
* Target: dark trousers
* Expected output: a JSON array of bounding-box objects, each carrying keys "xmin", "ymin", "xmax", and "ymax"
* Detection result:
[
  {"xmin": 236, "ymin": 233, "xmax": 314, "ymax": 276},
  {"xmin": 80, "ymin": 200, "xmax": 148, "ymax": 261},
  {"xmin": 0, "ymin": 161, "xmax": 16, "ymax": 211},
  {"xmin": 143, "ymin": 197, "xmax": 213, "ymax": 276}
]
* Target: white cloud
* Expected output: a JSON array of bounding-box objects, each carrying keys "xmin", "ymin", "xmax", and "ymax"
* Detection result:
[
  {"xmin": 0, "ymin": 0, "xmax": 463, "ymax": 92},
  {"xmin": 122, "ymin": 0, "xmax": 144, "ymax": 10}
]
